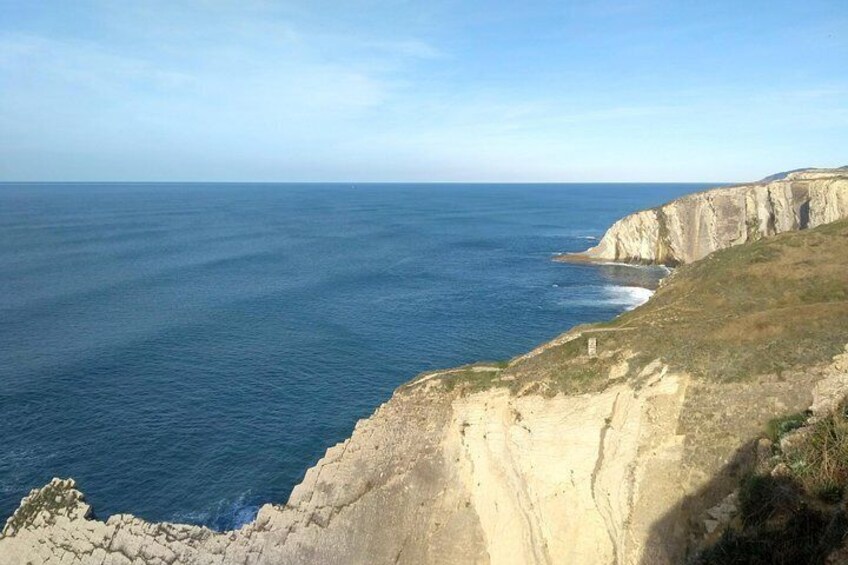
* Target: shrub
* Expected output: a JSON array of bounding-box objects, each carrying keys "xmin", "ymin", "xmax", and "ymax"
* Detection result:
[
  {"xmin": 738, "ymin": 475, "xmax": 796, "ymax": 527},
  {"xmin": 766, "ymin": 412, "xmax": 808, "ymax": 442},
  {"xmin": 795, "ymin": 400, "xmax": 848, "ymax": 502}
]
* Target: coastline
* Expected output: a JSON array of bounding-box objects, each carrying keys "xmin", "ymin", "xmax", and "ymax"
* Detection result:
[
  {"xmin": 1, "ymin": 263, "xmax": 677, "ymax": 564},
  {"xmin": 0, "ymin": 236, "xmax": 667, "ymax": 535},
  {"xmin": 2, "ymin": 182, "xmax": 702, "ymax": 532},
  {"xmin": 5, "ymin": 171, "xmax": 847, "ymax": 563},
  {"xmin": 0, "ymin": 244, "xmax": 658, "ymax": 532}
]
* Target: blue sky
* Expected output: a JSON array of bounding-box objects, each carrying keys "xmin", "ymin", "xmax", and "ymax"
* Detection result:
[{"xmin": 0, "ymin": 1, "xmax": 846, "ymax": 181}]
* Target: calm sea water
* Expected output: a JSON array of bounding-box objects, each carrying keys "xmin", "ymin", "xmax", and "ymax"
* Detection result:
[{"xmin": 0, "ymin": 182, "xmax": 706, "ymax": 530}]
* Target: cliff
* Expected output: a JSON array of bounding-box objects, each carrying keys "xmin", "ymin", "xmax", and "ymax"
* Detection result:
[
  {"xmin": 3, "ymin": 194, "xmax": 848, "ymax": 565},
  {"xmin": 560, "ymin": 167, "xmax": 848, "ymax": 265}
]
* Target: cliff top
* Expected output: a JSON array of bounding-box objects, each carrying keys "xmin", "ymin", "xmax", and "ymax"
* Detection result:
[
  {"xmin": 672, "ymin": 166, "xmax": 848, "ymax": 201},
  {"xmin": 758, "ymin": 166, "xmax": 848, "ymax": 183},
  {"xmin": 556, "ymin": 166, "xmax": 848, "ymax": 266},
  {"xmin": 425, "ymin": 217, "xmax": 848, "ymax": 395}
]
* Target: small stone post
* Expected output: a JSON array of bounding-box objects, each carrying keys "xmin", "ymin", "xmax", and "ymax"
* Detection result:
[{"xmin": 588, "ymin": 337, "xmax": 597, "ymax": 358}]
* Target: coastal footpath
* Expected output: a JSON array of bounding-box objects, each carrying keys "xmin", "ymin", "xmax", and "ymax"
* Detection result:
[
  {"xmin": 3, "ymin": 168, "xmax": 848, "ymax": 564},
  {"xmin": 559, "ymin": 167, "xmax": 848, "ymax": 265}
]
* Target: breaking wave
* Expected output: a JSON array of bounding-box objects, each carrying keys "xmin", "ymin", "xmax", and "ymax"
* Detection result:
[
  {"xmin": 602, "ymin": 285, "xmax": 654, "ymax": 310},
  {"xmin": 170, "ymin": 492, "xmax": 259, "ymax": 532},
  {"xmin": 555, "ymin": 285, "xmax": 654, "ymax": 311}
]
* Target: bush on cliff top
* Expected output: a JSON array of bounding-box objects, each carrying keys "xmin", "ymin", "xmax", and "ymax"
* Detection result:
[
  {"xmin": 498, "ymin": 218, "xmax": 848, "ymax": 395},
  {"xmin": 695, "ymin": 400, "xmax": 848, "ymax": 564},
  {"xmin": 436, "ymin": 218, "xmax": 848, "ymax": 396}
]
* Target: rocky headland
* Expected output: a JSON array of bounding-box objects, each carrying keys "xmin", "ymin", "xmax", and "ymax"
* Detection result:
[
  {"xmin": 558, "ymin": 167, "xmax": 848, "ymax": 265},
  {"xmin": 3, "ymin": 168, "xmax": 848, "ymax": 564}
]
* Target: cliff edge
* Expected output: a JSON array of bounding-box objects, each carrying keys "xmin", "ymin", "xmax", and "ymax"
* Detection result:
[
  {"xmin": 3, "ymin": 182, "xmax": 848, "ymax": 565},
  {"xmin": 559, "ymin": 167, "xmax": 848, "ymax": 265}
]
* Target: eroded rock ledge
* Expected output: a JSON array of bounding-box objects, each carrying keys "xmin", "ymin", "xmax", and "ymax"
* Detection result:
[
  {"xmin": 3, "ymin": 346, "xmax": 848, "ymax": 564},
  {"xmin": 559, "ymin": 167, "xmax": 848, "ymax": 265},
  {"xmin": 4, "ymin": 170, "xmax": 848, "ymax": 565}
]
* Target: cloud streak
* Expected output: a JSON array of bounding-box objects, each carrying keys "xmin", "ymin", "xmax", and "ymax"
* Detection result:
[{"xmin": 0, "ymin": 0, "xmax": 846, "ymax": 181}]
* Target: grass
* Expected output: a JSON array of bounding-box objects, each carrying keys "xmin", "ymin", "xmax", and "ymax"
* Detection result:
[
  {"xmin": 792, "ymin": 401, "xmax": 848, "ymax": 502},
  {"xmin": 440, "ymin": 367, "xmax": 504, "ymax": 394},
  {"xmin": 426, "ymin": 218, "xmax": 848, "ymax": 396},
  {"xmin": 695, "ymin": 507, "xmax": 844, "ymax": 565},
  {"xmin": 614, "ymin": 221, "xmax": 848, "ymax": 381},
  {"xmin": 490, "ymin": 219, "xmax": 848, "ymax": 394},
  {"xmin": 738, "ymin": 474, "xmax": 798, "ymax": 527},
  {"xmin": 766, "ymin": 412, "xmax": 809, "ymax": 443},
  {"xmin": 695, "ymin": 400, "xmax": 848, "ymax": 563}
]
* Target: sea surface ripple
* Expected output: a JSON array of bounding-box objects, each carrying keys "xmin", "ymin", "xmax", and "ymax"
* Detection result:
[{"xmin": 0, "ymin": 182, "xmax": 704, "ymax": 529}]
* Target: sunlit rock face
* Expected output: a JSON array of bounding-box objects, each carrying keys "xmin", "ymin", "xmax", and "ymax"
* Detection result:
[
  {"xmin": 0, "ymin": 370, "xmax": 694, "ymax": 565},
  {"xmin": 4, "ymin": 168, "xmax": 848, "ymax": 565},
  {"xmin": 568, "ymin": 168, "xmax": 848, "ymax": 266},
  {"xmin": 5, "ymin": 352, "xmax": 847, "ymax": 565}
]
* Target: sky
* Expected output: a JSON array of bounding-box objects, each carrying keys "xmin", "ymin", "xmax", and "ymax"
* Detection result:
[{"xmin": 0, "ymin": 1, "xmax": 846, "ymax": 182}]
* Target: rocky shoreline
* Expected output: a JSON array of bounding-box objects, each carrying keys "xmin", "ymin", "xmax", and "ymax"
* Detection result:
[
  {"xmin": 556, "ymin": 168, "xmax": 848, "ymax": 266},
  {"xmin": 3, "ymin": 168, "xmax": 848, "ymax": 564}
]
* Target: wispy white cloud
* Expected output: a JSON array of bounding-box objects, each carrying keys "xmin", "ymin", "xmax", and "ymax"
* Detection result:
[
  {"xmin": 0, "ymin": 33, "xmax": 195, "ymax": 92},
  {"xmin": 1, "ymin": 1, "xmax": 846, "ymax": 181},
  {"xmin": 362, "ymin": 38, "xmax": 444, "ymax": 59}
]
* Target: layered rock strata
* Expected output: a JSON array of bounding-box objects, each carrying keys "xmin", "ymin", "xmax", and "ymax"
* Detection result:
[
  {"xmin": 4, "ymin": 168, "xmax": 848, "ymax": 564},
  {"xmin": 561, "ymin": 168, "xmax": 848, "ymax": 265},
  {"xmin": 3, "ymin": 348, "xmax": 847, "ymax": 564}
]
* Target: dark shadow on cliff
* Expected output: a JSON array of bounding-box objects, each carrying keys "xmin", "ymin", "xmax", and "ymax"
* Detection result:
[
  {"xmin": 638, "ymin": 439, "xmax": 758, "ymax": 565},
  {"xmin": 641, "ymin": 423, "xmax": 848, "ymax": 564},
  {"xmin": 799, "ymin": 200, "xmax": 811, "ymax": 230}
]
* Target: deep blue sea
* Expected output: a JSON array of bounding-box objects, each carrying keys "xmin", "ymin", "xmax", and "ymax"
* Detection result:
[{"xmin": 0, "ymin": 182, "xmax": 706, "ymax": 530}]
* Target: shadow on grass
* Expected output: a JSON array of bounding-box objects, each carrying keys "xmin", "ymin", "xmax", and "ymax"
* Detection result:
[{"xmin": 641, "ymin": 439, "xmax": 848, "ymax": 565}]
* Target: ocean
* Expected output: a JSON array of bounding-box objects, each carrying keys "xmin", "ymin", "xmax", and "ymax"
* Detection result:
[{"xmin": 0, "ymin": 182, "xmax": 707, "ymax": 530}]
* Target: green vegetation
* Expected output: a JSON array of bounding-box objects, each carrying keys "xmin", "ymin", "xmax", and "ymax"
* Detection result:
[
  {"xmin": 696, "ymin": 400, "xmax": 848, "ymax": 564},
  {"xmin": 615, "ymin": 220, "xmax": 848, "ymax": 381},
  {"xmin": 439, "ymin": 366, "xmax": 504, "ymax": 394},
  {"xmin": 765, "ymin": 412, "xmax": 809, "ymax": 443},
  {"xmin": 695, "ymin": 506, "xmax": 845, "ymax": 565},
  {"xmin": 495, "ymin": 219, "xmax": 848, "ymax": 394},
  {"xmin": 793, "ymin": 401, "xmax": 848, "ymax": 502},
  {"xmin": 425, "ymin": 218, "xmax": 848, "ymax": 396},
  {"xmin": 737, "ymin": 474, "xmax": 788, "ymax": 526}
]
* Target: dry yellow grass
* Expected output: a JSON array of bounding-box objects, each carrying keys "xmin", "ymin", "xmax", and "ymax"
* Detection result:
[{"xmin": 440, "ymin": 218, "xmax": 848, "ymax": 394}]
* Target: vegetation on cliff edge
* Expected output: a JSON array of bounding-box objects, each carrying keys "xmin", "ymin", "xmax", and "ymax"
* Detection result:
[
  {"xmin": 435, "ymin": 218, "xmax": 848, "ymax": 395},
  {"xmin": 694, "ymin": 400, "xmax": 848, "ymax": 564}
]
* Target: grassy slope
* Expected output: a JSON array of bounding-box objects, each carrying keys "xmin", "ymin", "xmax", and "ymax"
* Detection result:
[
  {"xmin": 416, "ymin": 215, "xmax": 848, "ymax": 565},
  {"xmin": 695, "ymin": 400, "xmax": 848, "ymax": 564},
  {"xmin": 420, "ymin": 218, "xmax": 848, "ymax": 562},
  {"xmin": 615, "ymin": 218, "xmax": 848, "ymax": 380},
  {"xmin": 436, "ymin": 218, "xmax": 848, "ymax": 395}
]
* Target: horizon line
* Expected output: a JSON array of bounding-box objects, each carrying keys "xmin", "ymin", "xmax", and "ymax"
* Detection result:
[{"xmin": 0, "ymin": 179, "xmax": 735, "ymax": 185}]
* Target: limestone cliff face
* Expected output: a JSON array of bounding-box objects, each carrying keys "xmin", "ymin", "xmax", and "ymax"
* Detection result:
[
  {"xmin": 567, "ymin": 168, "xmax": 848, "ymax": 265},
  {"xmin": 4, "ymin": 169, "xmax": 848, "ymax": 565},
  {"xmin": 4, "ymin": 346, "xmax": 848, "ymax": 565}
]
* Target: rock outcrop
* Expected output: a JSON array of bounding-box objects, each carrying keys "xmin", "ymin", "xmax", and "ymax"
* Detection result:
[
  {"xmin": 3, "ymin": 348, "xmax": 847, "ymax": 564},
  {"xmin": 4, "ymin": 170, "xmax": 848, "ymax": 564},
  {"xmin": 561, "ymin": 167, "xmax": 848, "ymax": 265}
]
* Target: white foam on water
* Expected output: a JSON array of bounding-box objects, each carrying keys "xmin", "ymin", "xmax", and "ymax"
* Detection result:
[
  {"xmin": 0, "ymin": 447, "xmax": 58, "ymax": 496},
  {"xmin": 602, "ymin": 285, "xmax": 654, "ymax": 310},
  {"xmin": 554, "ymin": 285, "xmax": 654, "ymax": 311},
  {"xmin": 169, "ymin": 491, "xmax": 258, "ymax": 531},
  {"xmin": 593, "ymin": 260, "xmax": 646, "ymax": 268},
  {"xmin": 169, "ymin": 509, "xmax": 212, "ymax": 524}
]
